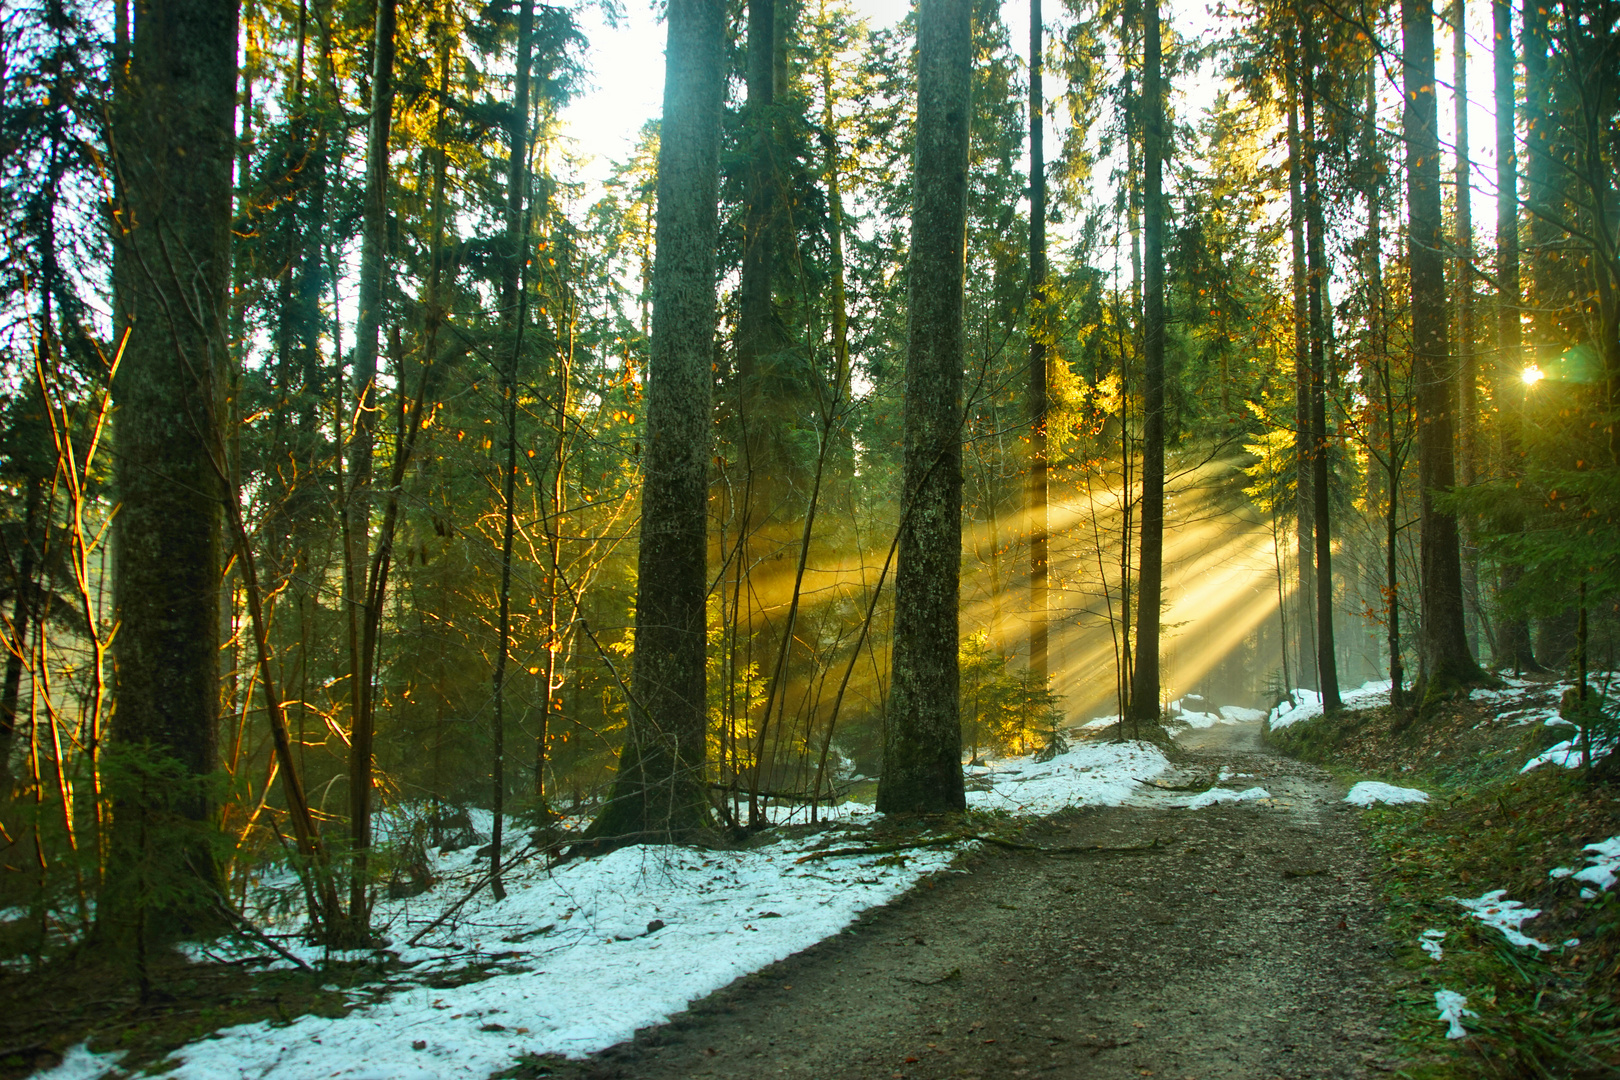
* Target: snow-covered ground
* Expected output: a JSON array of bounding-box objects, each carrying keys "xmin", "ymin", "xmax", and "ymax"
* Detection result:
[
  {"xmin": 1180, "ymin": 785, "xmax": 1271, "ymax": 809},
  {"xmin": 1267, "ymin": 681, "xmax": 1393, "ymax": 730},
  {"xmin": 1265, "ymin": 674, "xmax": 1617, "ymax": 775},
  {"xmin": 965, "ymin": 739, "xmax": 1170, "ymax": 815},
  {"xmin": 1168, "ymin": 698, "xmax": 1265, "ymax": 729},
  {"xmin": 35, "ymin": 738, "xmax": 1171, "ymax": 1080},
  {"xmin": 1434, "ymin": 988, "xmax": 1477, "ymax": 1039},
  {"xmin": 1344, "ymin": 781, "xmax": 1429, "ymax": 807},
  {"xmin": 1447, "ymin": 839, "xmax": 1620, "ymax": 956},
  {"xmin": 1550, "ymin": 835, "xmax": 1620, "ymax": 897},
  {"xmin": 1522, "ymin": 731, "xmax": 1617, "ymax": 773},
  {"xmin": 1482, "ymin": 673, "xmax": 1617, "ymax": 773},
  {"xmin": 1453, "ymin": 889, "xmax": 1563, "ymax": 951}
]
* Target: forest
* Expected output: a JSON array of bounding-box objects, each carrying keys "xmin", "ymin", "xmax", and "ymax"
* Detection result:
[{"xmin": 0, "ymin": 0, "xmax": 1618, "ymax": 1064}]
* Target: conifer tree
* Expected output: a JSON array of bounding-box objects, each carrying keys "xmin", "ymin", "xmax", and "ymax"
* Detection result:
[
  {"xmin": 1127, "ymin": 0, "xmax": 1166, "ymax": 726},
  {"xmin": 588, "ymin": 0, "xmax": 726, "ymax": 844},
  {"xmin": 878, "ymin": 0, "xmax": 972, "ymax": 814},
  {"xmin": 1402, "ymin": 0, "xmax": 1484, "ymax": 699},
  {"xmin": 108, "ymin": 0, "xmax": 239, "ymax": 926}
]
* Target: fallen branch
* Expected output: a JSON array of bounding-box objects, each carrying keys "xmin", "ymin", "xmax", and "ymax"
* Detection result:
[
  {"xmin": 405, "ymin": 837, "xmax": 561, "ymax": 948},
  {"xmin": 795, "ymin": 833, "xmax": 1174, "ymax": 863},
  {"xmin": 707, "ymin": 781, "xmax": 853, "ymax": 804},
  {"xmin": 975, "ymin": 835, "xmax": 1174, "ymax": 857},
  {"xmin": 212, "ymin": 895, "xmax": 312, "ymax": 972},
  {"xmin": 796, "ymin": 836, "xmax": 965, "ymax": 862},
  {"xmin": 1134, "ymin": 777, "xmax": 1215, "ymax": 792}
]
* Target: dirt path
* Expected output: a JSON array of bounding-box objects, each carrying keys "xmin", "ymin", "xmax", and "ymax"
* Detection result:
[{"xmin": 518, "ymin": 725, "xmax": 1398, "ymax": 1080}]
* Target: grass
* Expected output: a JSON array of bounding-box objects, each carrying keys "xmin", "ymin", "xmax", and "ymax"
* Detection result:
[{"xmin": 1268, "ymin": 688, "xmax": 1620, "ymax": 1078}]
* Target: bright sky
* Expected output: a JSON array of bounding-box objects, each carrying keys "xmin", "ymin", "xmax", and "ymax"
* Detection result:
[
  {"xmin": 557, "ymin": 0, "xmax": 1506, "ymax": 243},
  {"xmin": 558, "ymin": 0, "xmax": 914, "ymax": 188}
]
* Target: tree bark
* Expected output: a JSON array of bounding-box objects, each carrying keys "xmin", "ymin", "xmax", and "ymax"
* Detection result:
[
  {"xmin": 1027, "ymin": 0, "xmax": 1049, "ymax": 707},
  {"xmin": 588, "ymin": 0, "xmax": 725, "ymax": 845},
  {"xmin": 738, "ymin": 0, "xmax": 778, "ymax": 412},
  {"xmin": 1301, "ymin": 18, "xmax": 1340, "ymax": 710},
  {"xmin": 1127, "ymin": 0, "xmax": 1165, "ymax": 726},
  {"xmin": 341, "ymin": 0, "xmax": 397, "ymax": 929},
  {"xmin": 1453, "ymin": 0, "xmax": 1484, "ymax": 656},
  {"xmin": 1285, "ymin": 42, "xmax": 1317, "ymax": 692},
  {"xmin": 1362, "ymin": 54, "xmax": 1407, "ymax": 703},
  {"xmin": 877, "ymin": 0, "xmax": 971, "ymax": 813},
  {"xmin": 1403, "ymin": 0, "xmax": 1483, "ymax": 699},
  {"xmin": 1492, "ymin": 0, "xmax": 1539, "ymax": 671},
  {"xmin": 490, "ymin": 0, "xmax": 535, "ymax": 901},
  {"xmin": 108, "ymin": 0, "xmax": 237, "ymax": 921}
]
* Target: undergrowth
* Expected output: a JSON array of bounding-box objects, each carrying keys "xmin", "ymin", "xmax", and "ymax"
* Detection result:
[{"xmin": 1269, "ymin": 692, "xmax": 1620, "ymax": 1078}]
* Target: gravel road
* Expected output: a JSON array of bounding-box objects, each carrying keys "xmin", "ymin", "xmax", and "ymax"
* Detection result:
[{"xmin": 516, "ymin": 723, "xmax": 1398, "ymax": 1080}]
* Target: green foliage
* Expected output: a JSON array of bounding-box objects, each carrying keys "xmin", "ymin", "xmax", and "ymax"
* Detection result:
[
  {"xmin": 959, "ymin": 631, "xmax": 1062, "ymax": 760},
  {"xmin": 99, "ymin": 743, "xmax": 235, "ymax": 992}
]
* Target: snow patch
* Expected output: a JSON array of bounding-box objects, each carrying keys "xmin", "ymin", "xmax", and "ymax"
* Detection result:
[
  {"xmin": 25, "ymin": 1046, "xmax": 124, "ymax": 1080},
  {"xmin": 1174, "ymin": 710, "xmax": 1224, "ymax": 729},
  {"xmin": 1434, "ymin": 989, "xmax": 1477, "ymax": 1039},
  {"xmin": 1453, "ymin": 890, "xmax": 1551, "ymax": 951},
  {"xmin": 35, "ymin": 740, "xmax": 1170, "ymax": 1080},
  {"xmin": 1522, "ymin": 732, "xmax": 1617, "ymax": 773},
  {"xmin": 1344, "ymin": 781, "xmax": 1429, "ymax": 807},
  {"xmin": 1170, "ymin": 703, "xmax": 1264, "ymax": 730},
  {"xmin": 1418, "ymin": 929, "xmax": 1445, "ymax": 961},
  {"xmin": 1267, "ymin": 681, "xmax": 1392, "ymax": 730},
  {"xmin": 1180, "ymin": 786, "xmax": 1270, "ymax": 810},
  {"xmin": 966, "ymin": 740, "xmax": 1170, "ymax": 815},
  {"xmin": 87, "ymin": 838, "xmax": 960, "ymax": 1079},
  {"xmin": 1551, "ymin": 836, "xmax": 1620, "ymax": 893}
]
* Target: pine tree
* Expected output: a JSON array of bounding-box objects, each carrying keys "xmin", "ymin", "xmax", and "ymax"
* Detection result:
[
  {"xmin": 108, "ymin": 0, "xmax": 239, "ymax": 930},
  {"xmin": 588, "ymin": 0, "xmax": 726, "ymax": 845},
  {"xmin": 1027, "ymin": 0, "xmax": 1050, "ymax": 712},
  {"xmin": 878, "ymin": 0, "xmax": 972, "ymax": 814},
  {"xmin": 1402, "ymin": 0, "xmax": 1484, "ymax": 700},
  {"xmin": 1491, "ymin": 0, "xmax": 1540, "ymax": 672},
  {"xmin": 1126, "ymin": 0, "xmax": 1166, "ymax": 726}
]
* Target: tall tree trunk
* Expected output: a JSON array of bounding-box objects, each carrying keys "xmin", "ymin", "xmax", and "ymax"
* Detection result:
[
  {"xmin": 108, "ymin": 0, "xmax": 236, "ymax": 925},
  {"xmin": 490, "ymin": 0, "xmax": 535, "ymax": 902},
  {"xmin": 1403, "ymin": 0, "xmax": 1483, "ymax": 699},
  {"xmin": 1127, "ymin": 0, "xmax": 1165, "ymax": 726},
  {"xmin": 587, "ymin": 0, "xmax": 724, "ymax": 845},
  {"xmin": 1521, "ymin": 0, "xmax": 1553, "ymax": 350},
  {"xmin": 1362, "ymin": 53, "xmax": 1407, "ymax": 703},
  {"xmin": 877, "ymin": 0, "xmax": 971, "ymax": 813},
  {"xmin": 735, "ymin": 0, "xmax": 790, "ymax": 802},
  {"xmin": 1302, "ymin": 18, "xmax": 1341, "ymax": 709},
  {"xmin": 1453, "ymin": 0, "xmax": 1484, "ymax": 656},
  {"xmin": 738, "ymin": 0, "xmax": 778, "ymax": 411},
  {"xmin": 1027, "ymin": 0, "xmax": 1049, "ymax": 706},
  {"xmin": 818, "ymin": 15, "xmax": 850, "ymax": 403},
  {"xmin": 1285, "ymin": 43, "xmax": 1317, "ymax": 692},
  {"xmin": 1119, "ymin": 55, "xmax": 1137, "ymax": 718},
  {"xmin": 1492, "ymin": 0, "xmax": 1539, "ymax": 671},
  {"xmin": 343, "ymin": 0, "xmax": 397, "ymax": 931}
]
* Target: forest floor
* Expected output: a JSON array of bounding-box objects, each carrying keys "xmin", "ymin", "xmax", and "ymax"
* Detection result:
[
  {"xmin": 17, "ymin": 677, "xmax": 1619, "ymax": 1079},
  {"xmin": 513, "ymin": 721, "xmax": 1401, "ymax": 1080}
]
